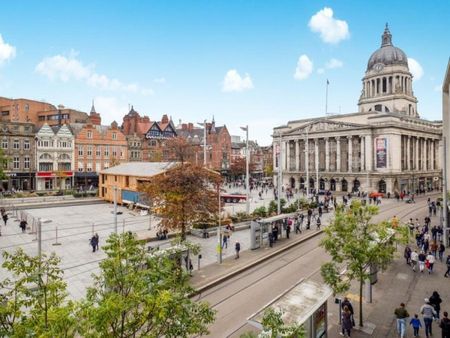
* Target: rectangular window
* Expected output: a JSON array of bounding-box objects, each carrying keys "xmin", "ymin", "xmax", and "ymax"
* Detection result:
[
  {"xmin": 87, "ymin": 162, "xmax": 93, "ymax": 172},
  {"xmin": 95, "ymin": 163, "xmax": 101, "ymax": 172},
  {"xmin": 24, "ymin": 156, "xmax": 30, "ymax": 169},
  {"xmin": 104, "ymin": 146, "xmax": 109, "ymax": 156},
  {"xmin": 112, "ymin": 146, "xmax": 117, "ymax": 157},
  {"xmin": 13, "ymin": 157, "xmax": 20, "ymax": 169},
  {"xmin": 87, "ymin": 145, "xmax": 92, "ymax": 157},
  {"xmin": 24, "ymin": 140, "xmax": 30, "ymax": 150},
  {"xmin": 78, "ymin": 146, "xmax": 83, "ymax": 156},
  {"xmin": 96, "ymin": 146, "xmax": 101, "ymax": 157},
  {"xmin": 87, "ymin": 131, "xmax": 92, "ymax": 139},
  {"xmin": 1, "ymin": 139, "xmax": 7, "ymax": 149},
  {"xmin": 125, "ymin": 176, "xmax": 129, "ymax": 186},
  {"xmin": 112, "ymin": 132, "xmax": 117, "ymax": 140},
  {"xmin": 78, "ymin": 162, "xmax": 84, "ymax": 172},
  {"xmin": 115, "ymin": 175, "xmax": 117, "ymax": 182},
  {"xmin": 13, "ymin": 139, "xmax": 20, "ymax": 149},
  {"xmin": 104, "ymin": 162, "xmax": 109, "ymax": 169}
]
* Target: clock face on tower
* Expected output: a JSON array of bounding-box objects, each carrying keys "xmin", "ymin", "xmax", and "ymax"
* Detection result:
[{"xmin": 373, "ymin": 63, "xmax": 384, "ymax": 72}]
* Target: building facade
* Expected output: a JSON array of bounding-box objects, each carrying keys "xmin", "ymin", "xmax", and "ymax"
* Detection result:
[
  {"xmin": 273, "ymin": 26, "xmax": 442, "ymax": 195},
  {"xmin": 443, "ymin": 59, "xmax": 450, "ymax": 196},
  {"xmin": 0, "ymin": 121, "xmax": 36, "ymax": 191},
  {"xmin": 121, "ymin": 107, "xmax": 151, "ymax": 162},
  {"xmin": 0, "ymin": 97, "xmax": 55, "ymax": 124},
  {"xmin": 177, "ymin": 118, "xmax": 231, "ymax": 173},
  {"xmin": 35, "ymin": 124, "xmax": 75, "ymax": 191},
  {"xmin": 143, "ymin": 114, "xmax": 177, "ymax": 162},
  {"xmin": 72, "ymin": 107, "xmax": 128, "ymax": 188}
]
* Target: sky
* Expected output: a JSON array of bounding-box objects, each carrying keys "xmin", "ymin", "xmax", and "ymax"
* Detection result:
[{"xmin": 0, "ymin": 1, "xmax": 448, "ymax": 145}]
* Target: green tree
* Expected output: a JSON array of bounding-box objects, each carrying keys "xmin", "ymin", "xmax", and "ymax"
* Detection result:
[
  {"xmin": 240, "ymin": 308, "xmax": 304, "ymax": 338},
  {"xmin": 0, "ymin": 148, "xmax": 7, "ymax": 180},
  {"xmin": 263, "ymin": 164, "xmax": 273, "ymax": 178},
  {"xmin": 320, "ymin": 200, "xmax": 405, "ymax": 327},
  {"xmin": 78, "ymin": 233, "xmax": 215, "ymax": 338},
  {"xmin": 0, "ymin": 249, "xmax": 77, "ymax": 337}
]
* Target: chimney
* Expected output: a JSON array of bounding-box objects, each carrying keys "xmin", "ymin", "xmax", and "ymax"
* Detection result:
[
  {"xmin": 161, "ymin": 114, "xmax": 169, "ymax": 124},
  {"xmin": 188, "ymin": 122, "xmax": 193, "ymax": 131}
]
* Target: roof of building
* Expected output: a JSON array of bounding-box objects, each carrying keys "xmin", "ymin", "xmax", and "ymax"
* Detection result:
[
  {"xmin": 99, "ymin": 162, "xmax": 178, "ymax": 177},
  {"xmin": 367, "ymin": 25, "xmax": 408, "ymax": 71}
]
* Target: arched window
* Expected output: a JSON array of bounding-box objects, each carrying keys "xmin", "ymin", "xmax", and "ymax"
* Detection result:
[
  {"xmin": 378, "ymin": 180, "xmax": 386, "ymax": 193},
  {"xmin": 39, "ymin": 153, "xmax": 53, "ymax": 161}
]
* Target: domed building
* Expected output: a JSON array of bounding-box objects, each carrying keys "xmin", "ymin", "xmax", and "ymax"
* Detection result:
[
  {"xmin": 273, "ymin": 25, "xmax": 442, "ymax": 196},
  {"xmin": 358, "ymin": 24, "xmax": 418, "ymax": 117}
]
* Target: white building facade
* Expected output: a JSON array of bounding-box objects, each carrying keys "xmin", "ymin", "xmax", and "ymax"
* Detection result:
[
  {"xmin": 273, "ymin": 26, "xmax": 442, "ymax": 195},
  {"xmin": 36, "ymin": 124, "xmax": 75, "ymax": 190}
]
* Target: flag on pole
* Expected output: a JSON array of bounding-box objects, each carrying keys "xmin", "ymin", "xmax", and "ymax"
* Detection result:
[{"xmin": 240, "ymin": 126, "xmax": 248, "ymax": 131}]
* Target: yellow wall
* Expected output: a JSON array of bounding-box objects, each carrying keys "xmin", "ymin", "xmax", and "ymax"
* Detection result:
[{"xmin": 99, "ymin": 173, "xmax": 146, "ymax": 203}]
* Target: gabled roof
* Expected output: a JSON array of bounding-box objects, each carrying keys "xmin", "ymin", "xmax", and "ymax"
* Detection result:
[{"xmin": 99, "ymin": 162, "xmax": 177, "ymax": 177}]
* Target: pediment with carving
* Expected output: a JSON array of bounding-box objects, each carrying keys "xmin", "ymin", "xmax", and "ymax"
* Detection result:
[{"xmin": 285, "ymin": 120, "xmax": 367, "ymax": 135}]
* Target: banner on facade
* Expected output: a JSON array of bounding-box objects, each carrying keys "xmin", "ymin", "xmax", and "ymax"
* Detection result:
[{"xmin": 375, "ymin": 138, "xmax": 387, "ymax": 168}]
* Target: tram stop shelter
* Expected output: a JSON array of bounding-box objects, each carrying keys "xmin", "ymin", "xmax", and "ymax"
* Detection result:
[
  {"xmin": 248, "ymin": 278, "xmax": 333, "ymax": 338},
  {"xmin": 250, "ymin": 213, "xmax": 296, "ymax": 250}
]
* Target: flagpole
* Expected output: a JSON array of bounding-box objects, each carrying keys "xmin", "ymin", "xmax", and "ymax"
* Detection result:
[{"xmin": 325, "ymin": 79, "xmax": 329, "ymax": 115}]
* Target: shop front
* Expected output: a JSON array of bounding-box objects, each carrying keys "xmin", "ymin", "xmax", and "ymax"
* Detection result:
[
  {"xmin": 36, "ymin": 171, "xmax": 73, "ymax": 191},
  {"xmin": 2, "ymin": 172, "xmax": 36, "ymax": 192},
  {"xmin": 74, "ymin": 172, "xmax": 99, "ymax": 189}
]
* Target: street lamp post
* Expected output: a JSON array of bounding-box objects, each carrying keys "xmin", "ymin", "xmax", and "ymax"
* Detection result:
[
  {"xmin": 305, "ymin": 129, "xmax": 310, "ymax": 199},
  {"xmin": 277, "ymin": 133, "xmax": 282, "ymax": 214},
  {"xmin": 217, "ymin": 184, "xmax": 222, "ymax": 264},
  {"xmin": 113, "ymin": 186, "xmax": 118, "ymax": 233},
  {"xmin": 241, "ymin": 125, "xmax": 250, "ymax": 214}
]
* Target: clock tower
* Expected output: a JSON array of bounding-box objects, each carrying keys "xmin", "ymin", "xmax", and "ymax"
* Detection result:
[{"xmin": 358, "ymin": 24, "xmax": 418, "ymax": 117}]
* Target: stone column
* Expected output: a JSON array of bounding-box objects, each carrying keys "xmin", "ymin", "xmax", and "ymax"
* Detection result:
[
  {"xmin": 304, "ymin": 139, "xmax": 309, "ymax": 173},
  {"xmin": 361, "ymin": 136, "xmax": 365, "ymax": 171},
  {"xmin": 415, "ymin": 137, "xmax": 419, "ymax": 170},
  {"xmin": 325, "ymin": 138, "xmax": 330, "ymax": 172},
  {"xmin": 295, "ymin": 140, "xmax": 300, "ymax": 172},
  {"xmin": 421, "ymin": 138, "xmax": 426, "ymax": 171},
  {"xmin": 286, "ymin": 141, "xmax": 290, "ymax": 171},
  {"xmin": 336, "ymin": 137, "xmax": 341, "ymax": 172},
  {"xmin": 430, "ymin": 139, "xmax": 435, "ymax": 170},
  {"xmin": 348, "ymin": 136, "xmax": 353, "ymax": 172},
  {"xmin": 314, "ymin": 139, "xmax": 319, "ymax": 172},
  {"xmin": 365, "ymin": 134, "xmax": 373, "ymax": 171},
  {"xmin": 407, "ymin": 135, "xmax": 411, "ymax": 170}
]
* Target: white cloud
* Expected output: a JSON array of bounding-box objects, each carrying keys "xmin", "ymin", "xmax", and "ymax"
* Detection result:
[
  {"xmin": 222, "ymin": 69, "xmax": 254, "ymax": 92},
  {"xmin": 0, "ymin": 34, "xmax": 16, "ymax": 65},
  {"xmin": 408, "ymin": 58, "xmax": 424, "ymax": 80},
  {"xmin": 94, "ymin": 96, "xmax": 129, "ymax": 124},
  {"xmin": 325, "ymin": 58, "xmax": 343, "ymax": 69},
  {"xmin": 35, "ymin": 52, "xmax": 153, "ymax": 95},
  {"xmin": 294, "ymin": 54, "xmax": 313, "ymax": 80},
  {"xmin": 153, "ymin": 77, "xmax": 166, "ymax": 84},
  {"xmin": 308, "ymin": 7, "xmax": 349, "ymax": 44}
]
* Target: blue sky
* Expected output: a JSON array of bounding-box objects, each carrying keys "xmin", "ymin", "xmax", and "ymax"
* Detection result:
[{"xmin": 0, "ymin": 1, "xmax": 448, "ymax": 145}]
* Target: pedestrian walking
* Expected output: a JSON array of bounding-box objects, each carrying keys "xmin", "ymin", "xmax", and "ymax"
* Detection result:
[
  {"xmin": 411, "ymin": 250, "xmax": 419, "ymax": 272},
  {"xmin": 418, "ymin": 251, "xmax": 426, "ymax": 273},
  {"xmin": 94, "ymin": 233, "xmax": 99, "ymax": 251},
  {"xmin": 2, "ymin": 212, "xmax": 8, "ymax": 226},
  {"xmin": 19, "ymin": 219, "xmax": 27, "ymax": 233},
  {"xmin": 341, "ymin": 297, "xmax": 355, "ymax": 327},
  {"xmin": 445, "ymin": 255, "xmax": 450, "ymax": 278},
  {"xmin": 90, "ymin": 234, "xmax": 99, "ymax": 252},
  {"xmin": 410, "ymin": 314, "xmax": 422, "ymax": 338},
  {"xmin": 395, "ymin": 303, "xmax": 410, "ymax": 338},
  {"xmin": 222, "ymin": 234, "xmax": 228, "ymax": 249},
  {"xmin": 404, "ymin": 245, "xmax": 412, "ymax": 265},
  {"xmin": 286, "ymin": 222, "xmax": 291, "ymax": 239},
  {"xmin": 420, "ymin": 298, "xmax": 437, "ymax": 338},
  {"xmin": 439, "ymin": 311, "xmax": 450, "ymax": 338},
  {"xmin": 429, "ymin": 291, "xmax": 442, "ymax": 319},
  {"xmin": 426, "ymin": 252, "xmax": 435, "ymax": 274},
  {"xmin": 341, "ymin": 306, "xmax": 353, "ymax": 337},
  {"xmin": 235, "ymin": 241, "xmax": 240, "ymax": 259},
  {"xmin": 438, "ymin": 242, "xmax": 445, "ymax": 262},
  {"xmin": 316, "ymin": 217, "xmax": 321, "ymax": 230}
]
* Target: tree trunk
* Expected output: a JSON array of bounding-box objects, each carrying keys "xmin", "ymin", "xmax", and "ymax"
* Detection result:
[{"xmin": 359, "ymin": 278, "xmax": 364, "ymax": 327}]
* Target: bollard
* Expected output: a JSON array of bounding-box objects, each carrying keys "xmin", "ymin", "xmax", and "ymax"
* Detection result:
[
  {"xmin": 122, "ymin": 219, "xmax": 125, "ymax": 234},
  {"xmin": 52, "ymin": 226, "xmax": 61, "ymax": 246},
  {"xmin": 197, "ymin": 254, "xmax": 202, "ymax": 270}
]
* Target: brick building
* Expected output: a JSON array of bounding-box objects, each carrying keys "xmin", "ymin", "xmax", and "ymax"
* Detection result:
[
  {"xmin": 0, "ymin": 97, "xmax": 55, "ymax": 124},
  {"xmin": 121, "ymin": 108, "xmax": 177, "ymax": 162},
  {"xmin": 0, "ymin": 121, "xmax": 36, "ymax": 191},
  {"xmin": 177, "ymin": 118, "xmax": 231, "ymax": 173},
  {"xmin": 72, "ymin": 103, "xmax": 128, "ymax": 188}
]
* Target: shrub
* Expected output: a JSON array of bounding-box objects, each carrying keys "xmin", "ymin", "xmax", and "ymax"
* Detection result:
[{"xmin": 252, "ymin": 206, "xmax": 267, "ymax": 218}]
